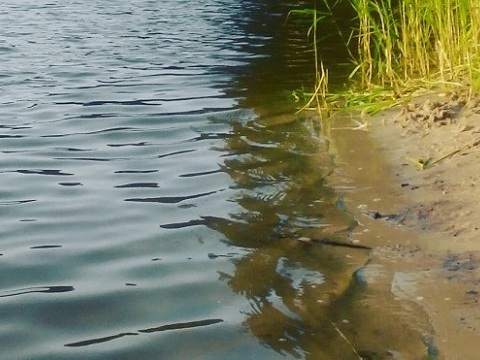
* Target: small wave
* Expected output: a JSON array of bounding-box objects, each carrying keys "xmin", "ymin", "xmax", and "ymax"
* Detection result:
[
  {"xmin": 160, "ymin": 219, "xmax": 207, "ymax": 229},
  {"xmin": 125, "ymin": 190, "xmax": 218, "ymax": 204},
  {"xmin": 65, "ymin": 318, "xmax": 223, "ymax": 347},
  {"xmin": 107, "ymin": 142, "xmax": 148, "ymax": 147},
  {"xmin": 114, "ymin": 170, "xmax": 159, "ymax": 174},
  {"xmin": 157, "ymin": 149, "xmax": 195, "ymax": 159},
  {"xmin": 30, "ymin": 245, "xmax": 62, "ymax": 249},
  {"xmin": 58, "ymin": 182, "xmax": 83, "ymax": 186},
  {"xmin": 0, "ymin": 286, "xmax": 74, "ymax": 298},
  {"xmin": 0, "ymin": 135, "xmax": 24, "ymax": 138},
  {"xmin": 115, "ymin": 182, "xmax": 159, "ymax": 188},
  {"xmin": 179, "ymin": 169, "xmax": 221, "ymax": 178},
  {"xmin": 0, "ymin": 199, "xmax": 36, "ymax": 206},
  {"xmin": 16, "ymin": 169, "xmax": 73, "ymax": 176},
  {"xmin": 54, "ymin": 99, "xmax": 162, "ymax": 106}
]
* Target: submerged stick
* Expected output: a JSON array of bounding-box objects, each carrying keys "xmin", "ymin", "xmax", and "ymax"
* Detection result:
[
  {"xmin": 300, "ymin": 237, "xmax": 372, "ymax": 250},
  {"xmin": 330, "ymin": 320, "xmax": 363, "ymax": 360}
]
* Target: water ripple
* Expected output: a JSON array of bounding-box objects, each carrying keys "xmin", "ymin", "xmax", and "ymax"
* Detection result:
[
  {"xmin": 15, "ymin": 169, "xmax": 73, "ymax": 176},
  {"xmin": 65, "ymin": 319, "xmax": 224, "ymax": 348},
  {"xmin": 0, "ymin": 286, "xmax": 74, "ymax": 298},
  {"xmin": 125, "ymin": 190, "xmax": 220, "ymax": 204},
  {"xmin": 0, "ymin": 1, "xmax": 333, "ymax": 359}
]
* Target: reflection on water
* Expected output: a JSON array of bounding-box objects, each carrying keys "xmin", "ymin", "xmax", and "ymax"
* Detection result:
[
  {"xmin": 202, "ymin": 116, "xmax": 393, "ymax": 359},
  {"xmin": 197, "ymin": 105, "xmax": 433, "ymax": 359},
  {"xmin": 0, "ymin": 0, "xmax": 432, "ymax": 359}
]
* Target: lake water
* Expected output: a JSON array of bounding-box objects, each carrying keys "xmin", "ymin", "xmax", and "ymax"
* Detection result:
[{"xmin": 0, "ymin": 1, "xmax": 432, "ymax": 359}]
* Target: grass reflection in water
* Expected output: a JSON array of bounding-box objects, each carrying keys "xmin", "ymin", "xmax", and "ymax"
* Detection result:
[{"xmin": 201, "ymin": 111, "xmax": 432, "ymax": 359}]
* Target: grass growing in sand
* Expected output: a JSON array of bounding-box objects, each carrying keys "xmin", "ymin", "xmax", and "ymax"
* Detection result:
[{"xmin": 296, "ymin": 0, "xmax": 480, "ymax": 117}]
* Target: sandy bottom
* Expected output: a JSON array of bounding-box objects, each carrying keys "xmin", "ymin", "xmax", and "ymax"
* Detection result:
[{"xmin": 328, "ymin": 95, "xmax": 480, "ymax": 359}]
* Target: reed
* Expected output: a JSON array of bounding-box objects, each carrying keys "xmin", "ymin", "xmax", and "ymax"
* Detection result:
[
  {"xmin": 363, "ymin": 0, "xmax": 480, "ymax": 90},
  {"xmin": 288, "ymin": 5, "xmax": 331, "ymax": 119},
  {"xmin": 303, "ymin": 0, "xmax": 480, "ymax": 115}
]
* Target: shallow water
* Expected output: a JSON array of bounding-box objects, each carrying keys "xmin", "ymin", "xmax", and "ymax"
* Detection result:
[{"xmin": 0, "ymin": 1, "xmax": 431, "ymax": 359}]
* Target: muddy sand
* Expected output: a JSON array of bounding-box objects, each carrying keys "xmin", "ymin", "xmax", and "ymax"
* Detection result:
[{"xmin": 329, "ymin": 94, "xmax": 480, "ymax": 360}]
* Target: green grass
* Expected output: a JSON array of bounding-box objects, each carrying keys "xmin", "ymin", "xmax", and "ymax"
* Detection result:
[{"xmin": 294, "ymin": 0, "xmax": 480, "ymax": 117}]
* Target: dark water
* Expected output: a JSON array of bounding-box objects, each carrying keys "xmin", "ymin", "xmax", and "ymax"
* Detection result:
[{"xmin": 0, "ymin": 1, "xmax": 427, "ymax": 359}]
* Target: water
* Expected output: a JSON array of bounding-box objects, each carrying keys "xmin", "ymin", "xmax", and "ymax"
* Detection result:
[{"xmin": 0, "ymin": 1, "xmax": 429, "ymax": 359}]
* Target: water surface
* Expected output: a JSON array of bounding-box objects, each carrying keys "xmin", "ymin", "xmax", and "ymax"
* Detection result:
[{"xmin": 1, "ymin": 1, "xmax": 430, "ymax": 359}]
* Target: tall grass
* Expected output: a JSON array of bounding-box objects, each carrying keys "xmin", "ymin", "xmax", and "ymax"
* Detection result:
[
  {"xmin": 288, "ymin": 6, "xmax": 331, "ymax": 118},
  {"xmin": 303, "ymin": 0, "xmax": 480, "ymax": 115},
  {"xmin": 353, "ymin": 0, "xmax": 480, "ymax": 90}
]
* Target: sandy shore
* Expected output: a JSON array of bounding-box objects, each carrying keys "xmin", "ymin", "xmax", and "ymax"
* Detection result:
[
  {"xmin": 325, "ymin": 93, "xmax": 480, "ymax": 359},
  {"xmin": 376, "ymin": 94, "xmax": 480, "ymax": 246},
  {"xmin": 369, "ymin": 94, "xmax": 480, "ymax": 359}
]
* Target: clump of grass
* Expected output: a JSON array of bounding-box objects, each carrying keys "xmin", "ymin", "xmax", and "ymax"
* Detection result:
[
  {"xmin": 298, "ymin": 0, "xmax": 480, "ymax": 117},
  {"xmin": 353, "ymin": 0, "xmax": 480, "ymax": 91}
]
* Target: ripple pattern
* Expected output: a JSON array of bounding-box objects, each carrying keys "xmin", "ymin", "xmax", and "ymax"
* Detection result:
[{"xmin": 0, "ymin": 1, "xmax": 343, "ymax": 359}]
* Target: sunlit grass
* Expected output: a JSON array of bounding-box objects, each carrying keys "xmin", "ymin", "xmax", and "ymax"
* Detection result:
[{"xmin": 295, "ymin": 0, "xmax": 480, "ymax": 117}]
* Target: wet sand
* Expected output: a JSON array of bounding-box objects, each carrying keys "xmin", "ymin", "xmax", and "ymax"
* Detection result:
[{"xmin": 328, "ymin": 96, "xmax": 480, "ymax": 359}]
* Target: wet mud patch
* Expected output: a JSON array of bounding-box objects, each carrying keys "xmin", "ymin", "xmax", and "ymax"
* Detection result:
[
  {"xmin": 361, "ymin": 197, "xmax": 477, "ymax": 240},
  {"xmin": 442, "ymin": 252, "xmax": 479, "ymax": 273}
]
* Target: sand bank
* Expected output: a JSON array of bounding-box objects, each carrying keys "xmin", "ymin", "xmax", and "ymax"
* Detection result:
[{"xmin": 329, "ymin": 94, "xmax": 480, "ymax": 359}]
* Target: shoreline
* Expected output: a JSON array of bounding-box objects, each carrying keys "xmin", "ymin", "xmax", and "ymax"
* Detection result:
[
  {"xmin": 327, "ymin": 95, "xmax": 480, "ymax": 359},
  {"xmin": 373, "ymin": 94, "xmax": 480, "ymax": 248},
  {"xmin": 370, "ymin": 95, "xmax": 480, "ymax": 359}
]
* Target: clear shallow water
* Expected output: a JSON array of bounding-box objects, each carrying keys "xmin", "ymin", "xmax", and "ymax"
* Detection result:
[{"xmin": 0, "ymin": 1, "xmax": 427, "ymax": 359}]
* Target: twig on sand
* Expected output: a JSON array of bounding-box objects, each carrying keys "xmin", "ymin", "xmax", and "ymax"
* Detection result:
[{"xmin": 406, "ymin": 135, "xmax": 480, "ymax": 170}]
